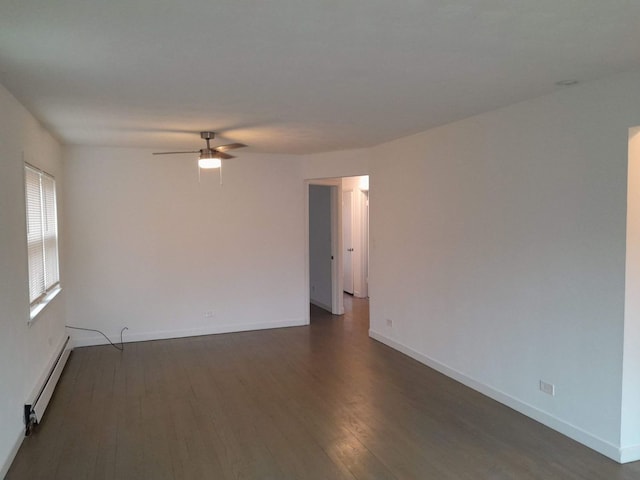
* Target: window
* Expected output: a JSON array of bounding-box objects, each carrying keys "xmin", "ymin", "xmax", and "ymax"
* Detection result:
[{"xmin": 25, "ymin": 164, "xmax": 60, "ymax": 315}]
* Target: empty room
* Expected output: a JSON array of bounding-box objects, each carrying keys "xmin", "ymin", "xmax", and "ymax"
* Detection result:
[{"xmin": 2, "ymin": 1, "xmax": 640, "ymax": 479}]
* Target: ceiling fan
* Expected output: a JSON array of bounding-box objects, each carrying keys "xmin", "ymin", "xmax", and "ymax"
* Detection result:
[{"xmin": 152, "ymin": 131, "xmax": 247, "ymax": 169}]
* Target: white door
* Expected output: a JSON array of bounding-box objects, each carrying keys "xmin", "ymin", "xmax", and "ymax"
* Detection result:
[{"xmin": 343, "ymin": 190, "xmax": 354, "ymax": 294}]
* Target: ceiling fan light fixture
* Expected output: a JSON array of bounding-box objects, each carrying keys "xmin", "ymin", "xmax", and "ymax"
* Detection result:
[{"xmin": 198, "ymin": 151, "xmax": 221, "ymax": 169}]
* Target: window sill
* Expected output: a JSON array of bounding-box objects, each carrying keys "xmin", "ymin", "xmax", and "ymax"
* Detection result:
[{"xmin": 29, "ymin": 286, "xmax": 62, "ymax": 324}]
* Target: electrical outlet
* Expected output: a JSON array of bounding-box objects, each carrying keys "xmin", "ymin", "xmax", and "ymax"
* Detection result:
[
  {"xmin": 204, "ymin": 311, "xmax": 214, "ymax": 318},
  {"xmin": 386, "ymin": 318, "xmax": 393, "ymax": 327},
  {"xmin": 539, "ymin": 380, "xmax": 555, "ymax": 396}
]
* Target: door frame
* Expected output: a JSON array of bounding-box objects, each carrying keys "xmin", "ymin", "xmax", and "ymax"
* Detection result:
[{"xmin": 305, "ymin": 179, "xmax": 344, "ymax": 321}]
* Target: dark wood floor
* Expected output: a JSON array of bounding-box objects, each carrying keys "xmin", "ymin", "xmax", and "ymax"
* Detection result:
[{"xmin": 7, "ymin": 296, "xmax": 640, "ymax": 479}]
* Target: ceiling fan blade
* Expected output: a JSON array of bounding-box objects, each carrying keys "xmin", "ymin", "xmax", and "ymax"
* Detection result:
[
  {"xmin": 152, "ymin": 150, "xmax": 200, "ymax": 155},
  {"xmin": 214, "ymin": 143, "xmax": 247, "ymax": 152},
  {"xmin": 217, "ymin": 152, "xmax": 235, "ymax": 160}
]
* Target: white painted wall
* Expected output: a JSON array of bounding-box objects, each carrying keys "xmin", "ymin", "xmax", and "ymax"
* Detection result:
[
  {"xmin": 368, "ymin": 70, "xmax": 640, "ymax": 462},
  {"xmin": 63, "ymin": 147, "xmax": 307, "ymax": 345},
  {"xmin": 622, "ymin": 127, "xmax": 640, "ymax": 460},
  {"xmin": 0, "ymin": 84, "xmax": 66, "ymax": 477},
  {"xmin": 302, "ymin": 148, "xmax": 370, "ymax": 180},
  {"xmin": 309, "ymin": 185, "xmax": 333, "ymax": 310}
]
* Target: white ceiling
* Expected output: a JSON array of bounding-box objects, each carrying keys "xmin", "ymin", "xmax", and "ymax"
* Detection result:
[{"xmin": 1, "ymin": 0, "xmax": 639, "ymax": 154}]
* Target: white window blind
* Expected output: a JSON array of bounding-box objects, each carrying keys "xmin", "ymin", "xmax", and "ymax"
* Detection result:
[{"xmin": 25, "ymin": 164, "xmax": 60, "ymax": 304}]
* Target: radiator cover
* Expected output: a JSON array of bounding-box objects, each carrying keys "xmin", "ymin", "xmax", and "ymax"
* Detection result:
[{"xmin": 24, "ymin": 336, "xmax": 72, "ymax": 435}]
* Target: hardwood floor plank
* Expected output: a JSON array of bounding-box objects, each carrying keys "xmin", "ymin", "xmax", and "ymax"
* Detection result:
[{"xmin": 7, "ymin": 296, "xmax": 640, "ymax": 479}]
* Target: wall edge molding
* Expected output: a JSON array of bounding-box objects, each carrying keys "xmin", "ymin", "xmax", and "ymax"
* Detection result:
[
  {"xmin": 71, "ymin": 318, "xmax": 306, "ymax": 348},
  {"xmin": 619, "ymin": 444, "xmax": 640, "ymax": 464},
  {"xmin": 310, "ymin": 299, "xmax": 332, "ymax": 312},
  {"xmin": 368, "ymin": 329, "xmax": 624, "ymax": 463}
]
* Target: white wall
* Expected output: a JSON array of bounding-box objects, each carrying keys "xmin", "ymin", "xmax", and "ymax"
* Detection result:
[
  {"xmin": 302, "ymin": 148, "xmax": 369, "ymax": 180},
  {"xmin": 622, "ymin": 127, "xmax": 640, "ymax": 460},
  {"xmin": 63, "ymin": 147, "xmax": 307, "ymax": 345},
  {"xmin": 309, "ymin": 185, "xmax": 333, "ymax": 310},
  {"xmin": 0, "ymin": 84, "xmax": 66, "ymax": 477},
  {"xmin": 367, "ymin": 70, "xmax": 640, "ymax": 462}
]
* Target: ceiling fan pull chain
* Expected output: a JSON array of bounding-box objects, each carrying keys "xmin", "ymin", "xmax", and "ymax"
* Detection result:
[
  {"xmin": 220, "ymin": 160, "xmax": 223, "ymax": 186},
  {"xmin": 198, "ymin": 163, "xmax": 201, "ymax": 184}
]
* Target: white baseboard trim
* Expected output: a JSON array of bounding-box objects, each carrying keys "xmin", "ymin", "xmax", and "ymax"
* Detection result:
[
  {"xmin": 70, "ymin": 318, "xmax": 306, "ymax": 348},
  {"xmin": 1, "ymin": 427, "xmax": 23, "ymax": 479},
  {"xmin": 369, "ymin": 329, "xmax": 627, "ymax": 464},
  {"xmin": 310, "ymin": 299, "xmax": 332, "ymax": 312},
  {"xmin": 620, "ymin": 444, "xmax": 640, "ymax": 464}
]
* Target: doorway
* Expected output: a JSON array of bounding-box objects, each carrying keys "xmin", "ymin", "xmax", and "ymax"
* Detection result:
[
  {"xmin": 306, "ymin": 175, "xmax": 369, "ymax": 320},
  {"xmin": 341, "ymin": 175, "xmax": 369, "ymax": 299}
]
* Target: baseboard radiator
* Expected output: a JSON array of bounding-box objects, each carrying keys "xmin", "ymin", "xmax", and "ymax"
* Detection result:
[{"xmin": 24, "ymin": 336, "xmax": 72, "ymax": 435}]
